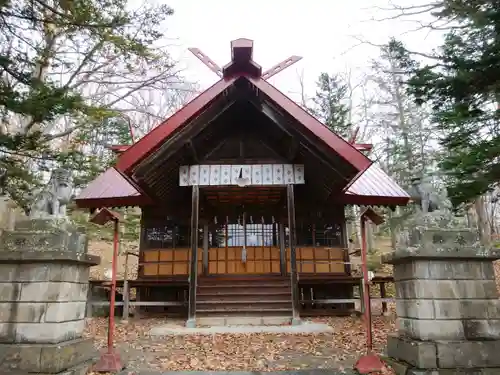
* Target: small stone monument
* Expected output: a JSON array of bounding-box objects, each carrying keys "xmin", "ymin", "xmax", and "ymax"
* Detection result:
[
  {"xmin": 383, "ymin": 181, "xmax": 500, "ymax": 374},
  {"xmin": 0, "ymin": 168, "xmax": 100, "ymax": 374}
]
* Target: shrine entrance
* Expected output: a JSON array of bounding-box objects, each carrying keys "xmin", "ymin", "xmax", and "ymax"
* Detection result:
[{"xmin": 201, "ymin": 185, "xmax": 286, "ymax": 276}]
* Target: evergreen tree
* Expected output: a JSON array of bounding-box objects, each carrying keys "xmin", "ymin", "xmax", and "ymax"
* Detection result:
[
  {"xmin": 0, "ymin": 0, "xmax": 177, "ymax": 207},
  {"xmin": 404, "ymin": 0, "xmax": 500, "ymax": 207},
  {"xmin": 310, "ymin": 73, "xmax": 351, "ymax": 138}
]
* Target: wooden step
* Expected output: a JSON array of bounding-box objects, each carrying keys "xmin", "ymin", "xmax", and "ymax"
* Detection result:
[
  {"xmin": 199, "ymin": 281, "xmax": 290, "ymax": 287},
  {"xmin": 197, "ymin": 293, "xmax": 291, "ymax": 302},
  {"xmin": 195, "ymin": 277, "xmax": 292, "ymax": 317},
  {"xmin": 197, "ymin": 300, "xmax": 291, "ymax": 309},
  {"xmin": 197, "ymin": 286, "xmax": 290, "ymax": 295},
  {"xmin": 199, "ymin": 279, "xmax": 288, "ymax": 286}
]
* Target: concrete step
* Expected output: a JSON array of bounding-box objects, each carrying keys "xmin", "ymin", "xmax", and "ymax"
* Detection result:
[
  {"xmin": 196, "ymin": 307, "xmax": 292, "ymax": 315},
  {"xmin": 196, "ymin": 315, "xmax": 293, "ymax": 326}
]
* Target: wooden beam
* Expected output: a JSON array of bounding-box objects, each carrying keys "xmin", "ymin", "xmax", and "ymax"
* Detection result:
[
  {"xmin": 254, "ymin": 100, "xmax": 347, "ymax": 179},
  {"xmin": 287, "ymin": 184, "xmax": 300, "ymax": 324},
  {"xmin": 202, "ymin": 139, "xmax": 228, "ymax": 161},
  {"xmin": 188, "ymin": 47, "xmax": 223, "ymax": 77},
  {"xmin": 257, "ymin": 140, "xmax": 288, "ymax": 162},
  {"xmin": 287, "ymin": 138, "xmax": 299, "ymax": 162},
  {"xmin": 187, "ymin": 185, "xmax": 199, "ymax": 327},
  {"xmin": 188, "ymin": 140, "xmax": 200, "ymax": 163},
  {"xmin": 262, "ymin": 56, "xmax": 303, "ymax": 80}
]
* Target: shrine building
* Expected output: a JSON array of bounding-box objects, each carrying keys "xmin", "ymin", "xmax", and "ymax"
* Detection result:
[{"xmin": 76, "ymin": 39, "xmax": 410, "ymax": 326}]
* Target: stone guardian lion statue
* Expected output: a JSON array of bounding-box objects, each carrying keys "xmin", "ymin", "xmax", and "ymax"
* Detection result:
[{"xmin": 29, "ymin": 168, "xmax": 73, "ymax": 219}]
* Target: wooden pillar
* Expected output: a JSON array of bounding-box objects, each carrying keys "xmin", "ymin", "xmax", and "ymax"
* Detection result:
[
  {"xmin": 279, "ymin": 223, "xmax": 286, "ymax": 275},
  {"xmin": 202, "ymin": 224, "xmax": 209, "ymax": 276},
  {"xmin": 286, "ymin": 184, "xmax": 300, "ymax": 325},
  {"xmin": 187, "ymin": 185, "xmax": 199, "ymax": 328}
]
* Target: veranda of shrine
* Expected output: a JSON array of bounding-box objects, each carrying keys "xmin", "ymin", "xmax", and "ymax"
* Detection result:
[{"xmin": 77, "ymin": 39, "xmax": 410, "ymax": 325}]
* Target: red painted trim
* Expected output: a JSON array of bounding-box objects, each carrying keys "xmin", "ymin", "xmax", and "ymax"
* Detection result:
[
  {"xmin": 339, "ymin": 195, "xmax": 410, "ymax": 206},
  {"xmin": 354, "ymin": 144, "xmax": 373, "ymax": 151},
  {"xmin": 116, "ymin": 78, "xmax": 236, "ymax": 173},
  {"xmin": 108, "ymin": 145, "xmax": 130, "ymax": 154},
  {"xmin": 249, "ymin": 77, "xmax": 372, "ymax": 173},
  {"xmin": 113, "ymin": 167, "xmax": 152, "ymax": 199},
  {"xmin": 75, "ymin": 196, "xmax": 153, "ymax": 209}
]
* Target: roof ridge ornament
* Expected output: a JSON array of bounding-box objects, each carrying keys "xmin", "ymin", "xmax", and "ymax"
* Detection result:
[{"xmin": 188, "ymin": 38, "xmax": 303, "ymax": 80}]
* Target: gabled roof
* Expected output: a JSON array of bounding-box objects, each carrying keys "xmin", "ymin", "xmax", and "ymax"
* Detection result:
[
  {"xmin": 115, "ymin": 39, "xmax": 371, "ymax": 176},
  {"xmin": 76, "ymin": 163, "xmax": 409, "ymax": 208},
  {"xmin": 75, "ymin": 39, "xmax": 408, "ymax": 209},
  {"xmin": 116, "ymin": 78, "xmax": 236, "ymax": 173}
]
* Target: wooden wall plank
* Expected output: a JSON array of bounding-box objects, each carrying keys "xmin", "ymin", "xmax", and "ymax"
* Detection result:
[{"xmin": 139, "ymin": 246, "xmax": 348, "ymax": 276}]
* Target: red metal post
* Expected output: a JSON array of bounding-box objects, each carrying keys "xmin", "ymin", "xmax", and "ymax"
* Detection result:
[
  {"xmin": 93, "ymin": 217, "xmax": 124, "ymax": 373},
  {"xmin": 360, "ymin": 217, "xmax": 372, "ymax": 351},
  {"xmin": 108, "ymin": 219, "xmax": 119, "ymax": 349},
  {"xmin": 354, "ymin": 215, "xmax": 384, "ymax": 374}
]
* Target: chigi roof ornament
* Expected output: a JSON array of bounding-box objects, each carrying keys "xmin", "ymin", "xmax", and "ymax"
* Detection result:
[{"xmin": 188, "ymin": 38, "xmax": 303, "ymax": 80}]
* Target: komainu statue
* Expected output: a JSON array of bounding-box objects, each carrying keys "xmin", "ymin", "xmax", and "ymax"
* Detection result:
[{"xmin": 29, "ymin": 168, "xmax": 73, "ymax": 219}]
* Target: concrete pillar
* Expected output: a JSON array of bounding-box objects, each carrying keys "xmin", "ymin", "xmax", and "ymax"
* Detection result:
[
  {"xmin": 383, "ymin": 228, "xmax": 500, "ymax": 374},
  {"xmin": 0, "ymin": 218, "xmax": 100, "ymax": 374}
]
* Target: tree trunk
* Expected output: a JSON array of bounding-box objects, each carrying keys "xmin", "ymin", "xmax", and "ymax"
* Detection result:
[
  {"xmin": 388, "ymin": 210, "xmax": 398, "ymax": 250},
  {"xmin": 475, "ymin": 196, "xmax": 490, "ymax": 245}
]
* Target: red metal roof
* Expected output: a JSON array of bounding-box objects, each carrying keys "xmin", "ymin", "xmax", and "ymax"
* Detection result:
[
  {"xmin": 342, "ymin": 163, "xmax": 410, "ymax": 205},
  {"xmin": 76, "ymin": 163, "xmax": 409, "ymax": 208},
  {"xmin": 75, "ymin": 168, "xmax": 152, "ymax": 208},
  {"xmin": 249, "ymin": 76, "xmax": 371, "ymax": 173},
  {"xmin": 76, "ymin": 39, "xmax": 407, "ymax": 209},
  {"xmin": 115, "ymin": 39, "xmax": 371, "ymax": 175},
  {"xmin": 115, "ymin": 77, "xmax": 236, "ymax": 173}
]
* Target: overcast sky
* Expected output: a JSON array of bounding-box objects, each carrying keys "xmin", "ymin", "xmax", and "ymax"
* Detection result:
[{"xmin": 160, "ymin": 0, "xmax": 443, "ymax": 102}]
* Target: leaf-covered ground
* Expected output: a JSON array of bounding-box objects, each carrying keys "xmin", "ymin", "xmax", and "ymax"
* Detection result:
[
  {"xmin": 84, "ymin": 313, "xmax": 396, "ymax": 374},
  {"xmin": 84, "ymin": 240, "xmax": 500, "ymax": 374}
]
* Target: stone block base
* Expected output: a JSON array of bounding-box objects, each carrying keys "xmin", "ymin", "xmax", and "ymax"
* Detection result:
[
  {"xmin": 385, "ymin": 357, "xmax": 500, "ymax": 375},
  {"xmin": 387, "ymin": 334, "xmax": 500, "ymax": 373},
  {"xmin": 37, "ymin": 359, "xmax": 94, "ymax": 375},
  {"xmin": 0, "ymin": 338, "xmax": 96, "ymax": 373}
]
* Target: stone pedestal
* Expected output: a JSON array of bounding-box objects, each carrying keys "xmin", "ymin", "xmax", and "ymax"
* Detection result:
[
  {"xmin": 0, "ymin": 219, "xmax": 100, "ymax": 374},
  {"xmin": 383, "ymin": 228, "xmax": 500, "ymax": 375}
]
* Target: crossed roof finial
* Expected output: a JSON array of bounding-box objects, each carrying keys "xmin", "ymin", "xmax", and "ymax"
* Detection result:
[{"xmin": 188, "ymin": 38, "xmax": 303, "ymax": 80}]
